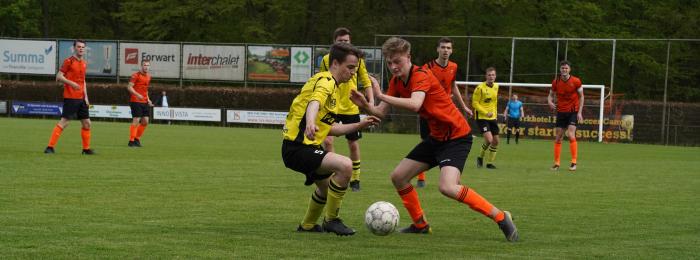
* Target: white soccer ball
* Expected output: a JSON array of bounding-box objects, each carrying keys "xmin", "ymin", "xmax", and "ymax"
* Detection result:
[{"xmin": 364, "ymin": 201, "xmax": 399, "ymax": 236}]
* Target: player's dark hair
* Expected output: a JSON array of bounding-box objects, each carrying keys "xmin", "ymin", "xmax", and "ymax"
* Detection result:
[
  {"xmin": 485, "ymin": 67, "xmax": 496, "ymax": 74},
  {"xmin": 382, "ymin": 37, "xmax": 411, "ymax": 57},
  {"xmin": 329, "ymin": 42, "xmax": 362, "ymax": 67},
  {"xmin": 437, "ymin": 37, "xmax": 452, "ymax": 47},
  {"xmin": 141, "ymin": 58, "xmax": 150, "ymax": 65},
  {"xmin": 333, "ymin": 27, "xmax": 351, "ymax": 41},
  {"xmin": 73, "ymin": 39, "xmax": 86, "ymax": 47},
  {"xmin": 560, "ymin": 60, "xmax": 571, "ymax": 67}
]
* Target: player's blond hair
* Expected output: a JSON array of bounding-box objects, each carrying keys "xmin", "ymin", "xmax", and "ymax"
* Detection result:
[{"xmin": 382, "ymin": 37, "xmax": 411, "ymax": 57}]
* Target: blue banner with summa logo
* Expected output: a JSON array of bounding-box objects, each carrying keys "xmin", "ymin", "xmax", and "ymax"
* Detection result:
[{"xmin": 11, "ymin": 101, "xmax": 63, "ymax": 116}]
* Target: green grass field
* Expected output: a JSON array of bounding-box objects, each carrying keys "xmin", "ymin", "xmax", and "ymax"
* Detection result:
[{"xmin": 1, "ymin": 117, "xmax": 698, "ymax": 258}]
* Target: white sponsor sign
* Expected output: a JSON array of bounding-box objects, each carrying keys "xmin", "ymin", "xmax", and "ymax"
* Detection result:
[
  {"xmin": 89, "ymin": 105, "xmax": 132, "ymax": 119},
  {"xmin": 119, "ymin": 42, "xmax": 180, "ymax": 78},
  {"xmin": 290, "ymin": 47, "xmax": 312, "ymax": 83},
  {"xmin": 0, "ymin": 39, "xmax": 57, "ymax": 75},
  {"xmin": 153, "ymin": 107, "xmax": 221, "ymax": 122},
  {"xmin": 0, "ymin": 101, "xmax": 7, "ymax": 114},
  {"xmin": 227, "ymin": 110, "xmax": 288, "ymax": 125},
  {"xmin": 182, "ymin": 45, "xmax": 245, "ymax": 81}
]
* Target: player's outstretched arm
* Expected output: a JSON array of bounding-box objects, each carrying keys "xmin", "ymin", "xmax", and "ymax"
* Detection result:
[{"xmin": 329, "ymin": 116, "xmax": 380, "ymax": 136}]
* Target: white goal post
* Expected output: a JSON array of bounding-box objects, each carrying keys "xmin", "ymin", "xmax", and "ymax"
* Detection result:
[{"xmin": 456, "ymin": 81, "xmax": 606, "ymax": 142}]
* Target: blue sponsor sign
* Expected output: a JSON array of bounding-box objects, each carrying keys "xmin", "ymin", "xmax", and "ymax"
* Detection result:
[
  {"xmin": 11, "ymin": 101, "xmax": 63, "ymax": 116},
  {"xmin": 58, "ymin": 40, "xmax": 117, "ymax": 76}
]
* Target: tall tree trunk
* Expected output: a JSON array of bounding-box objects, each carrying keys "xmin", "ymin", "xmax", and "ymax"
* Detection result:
[{"xmin": 41, "ymin": 0, "xmax": 50, "ymax": 37}]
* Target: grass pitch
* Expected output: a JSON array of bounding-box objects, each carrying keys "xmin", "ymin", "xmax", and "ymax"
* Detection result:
[{"xmin": 0, "ymin": 117, "xmax": 698, "ymax": 258}]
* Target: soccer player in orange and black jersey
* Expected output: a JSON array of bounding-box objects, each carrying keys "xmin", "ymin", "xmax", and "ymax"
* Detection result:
[
  {"xmin": 127, "ymin": 59, "xmax": 154, "ymax": 147},
  {"xmin": 415, "ymin": 37, "xmax": 473, "ymax": 188},
  {"xmin": 547, "ymin": 60, "xmax": 584, "ymax": 171},
  {"xmin": 351, "ymin": 37, "xmax": 518, "ymax": 242},
  {"xmin": 44, "ymin": 39, "xmax": 94, "ymax": 155}
]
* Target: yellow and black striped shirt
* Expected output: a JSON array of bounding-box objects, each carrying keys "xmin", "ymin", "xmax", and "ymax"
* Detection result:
[{"xmin": 283, "ymin": 71, "xmax": 340, "ymax": 146}]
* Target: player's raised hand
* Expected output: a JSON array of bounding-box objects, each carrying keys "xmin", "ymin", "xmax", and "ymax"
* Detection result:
[
  {"xmin": 350, "ymin": 90, "xmax": 368, "ymax": 108},
  {"xmin": 304, "ymin": 123, "xmax": 319, "ymax": 140},
  {"xmin": 368, "ymin": 75, "xmax": 384, "ymax": 100}
]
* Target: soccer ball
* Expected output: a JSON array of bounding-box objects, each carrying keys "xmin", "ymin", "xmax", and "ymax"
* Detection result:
[{"xmin": 364, "ymin": 201, "xmax": 399, "ymax": 236}]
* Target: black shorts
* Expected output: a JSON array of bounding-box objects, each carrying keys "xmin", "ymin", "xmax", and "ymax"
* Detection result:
[
  {"xmin": 507, "ymin": 117, "xmax": 521, "ymax": 128},
  {"xmin": 61, "ymin": 98, "xmax": 90, "ymax": 120},
  {"xmin": 405, "ymin": 135, "xmax": 472, "ymax": 173},
  {"xmin": 556, "ymin": 112, "xmax": 578, "ymax": 128},
  {"xmin": 419, "ymin": 117, "xmax": 430, "ymax": 140},
  {"xmin": 336, "ymin": 114, "xmax": 362, "ymax": 141},
  {"xmin": 476, "ymin": 119, "xmax": 499, "ymax": 135},
  {"xmin": 130, "ymin": 102, "xmax": 150, "ymax": 118},
  {"xmin": 282, "ymin": 140, "xmax": 332, "ymax": 186}
]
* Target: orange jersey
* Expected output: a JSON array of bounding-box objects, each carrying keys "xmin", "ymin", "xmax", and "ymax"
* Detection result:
[
  {"xmin": 551, "ymin": 75, "xmax": 582, "ymax": 112},
  {"xmin": 59, "ymin": 56, "xmax": 87, "ymax": 99},
  {"xmin": 387, "ymin": 65, "xmax": 470, "ymax": 141},
  {"xmin": 422, "ymin": 60, "xmax": 457, "ymax": 96},
  {"xmin": 129, "ymin": 72, "xmax": 151, "ymax": 103}
]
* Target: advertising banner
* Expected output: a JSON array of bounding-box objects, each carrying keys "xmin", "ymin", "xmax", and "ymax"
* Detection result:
[
  {"xmin": 0, "ymin": 39, "xmax": 56, "ymax": 75},
  {"xmin": 59, "ymin": 40, "xmax": 117, "ymax": 76},
  {"xmin": 11, "ymin": 101, "xmax": 62, "ymax": 116},
  {"xmin": 0, "ymin": 101, "xmax": 6, "ymax": 114},
  {"xmin": 247, "ymin": 46, "xmax": 290, "ymax": 81},
  {"xmin": 153, "ymin": 107, "xmax": 221, "ymax": 122},
  {"xmin": 119, "ymin": 42, "xmax": 180, "ymax": 78},
  {"xmin": 226, "ymin": 110, "xmax": 288, "ymax": 125},
  {"xmin": 499, "ymin": 103, "xmax": 635, "ymax": 142},
  {"xmin": 290, "ymin": 47, "xmax": 312, "ymax": 83},
  {"xmin": 182, "ymin": 44, "xmax": 245, "ymax": 81},
  {"xmin": 89, "ymin": 105, "xmax": 132, "ymax": 119}
]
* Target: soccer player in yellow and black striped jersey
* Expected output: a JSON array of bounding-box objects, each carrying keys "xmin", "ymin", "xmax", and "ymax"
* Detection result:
[
  {"xmin": 319, "ymin": 27, "xmax": 374, "ymax": 192},
  {"xmin": 472, "ymin": 67, "xmax": 501, "ymax": 169},
  {"xmin": 282, "ymin": 42, "xmax": 380, "ymax": 236}
]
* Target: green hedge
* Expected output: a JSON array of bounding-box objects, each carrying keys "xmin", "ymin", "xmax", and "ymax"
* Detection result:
[{"xmin": 0, "ymin": 80, "xmax": 300, "ymax": 111}]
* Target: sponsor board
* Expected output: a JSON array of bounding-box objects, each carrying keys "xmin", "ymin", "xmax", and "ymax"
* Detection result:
[
  {"xmin": 89, "ymin": 105, "xmax": 132, "ymax": 118},
  {"xmin": 153, "ymin": 107, "xmax": 221, "ymax": 122},
  {"xmin": 290, "ymin": 47, "xmax": 312, "ymax": 83},
  {"xmin": 11, "ymin": 101, "xmax": 63, "ymax": 116},
  {"xmin": 226, "ymin": 110, "xmax": 288, "ymax": 125},
  {"xmin": 182, "ymin": 45, "xmax": 245, "ymax": 81},
  {"xmin": 502, "ymin": 112, "xmax": 635, "ymax": 141},
  {"xmin": 0, "ymin": 101, "xmax": 6, "ymax": 114},
  {"xmin": 59, "ymin": 40, "xmax": 117, "ymax": 76},
  {"xmin": 119, "ymin": 42, "xmax": 180, "ymax": 78},
  {"xmin": 247, "ymin": 46, "xmax": 291, "ymax": 81},
  {"xmin": 0, "ymin": 39, "xmax": 57, "ymax": 75}
]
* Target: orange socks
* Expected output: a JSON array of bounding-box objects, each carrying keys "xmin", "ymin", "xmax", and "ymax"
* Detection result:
[
  {"xmin": 397, "ymin": 185, "xmax": 427, "ymax": 228},
  {"xmin": 457, "ymin": 186, "xmax": 504, "ymax": 222},
  {"xmin": 81, "ymin": 128, "xmax": 91, "ymax": 149},
  {"xmin": 554, "ymin": 141, "xmax": 562, "ymax": 165},
  {"xmin": 47, "ymin": 124, "xmax": 64, "ymax": 147},
  {"xmin": 569, "ymin": 138, "xmax": 578, "ymax": 164},
  {"xmin": 417, "ymin": 172, "xmax": 426, "ymax": 181},
  {"xmin": 129, "ymin": 125, "xmax": 138, "ymax": 141},
  {"xmin": 136, "ymin": 124, "xmax": 147, "ymax": 139}
]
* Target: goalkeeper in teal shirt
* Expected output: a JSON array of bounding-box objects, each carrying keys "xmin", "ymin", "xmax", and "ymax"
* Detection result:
[{"xmin": 503, "ymin": 93, "xmax": 524, "ymax": 144}]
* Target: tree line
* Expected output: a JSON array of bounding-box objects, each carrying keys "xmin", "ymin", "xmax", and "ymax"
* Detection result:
[{"xmin": 1, "ymin": 0, "xmax": 698, "ymax": 101}]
